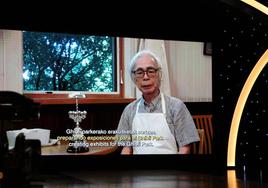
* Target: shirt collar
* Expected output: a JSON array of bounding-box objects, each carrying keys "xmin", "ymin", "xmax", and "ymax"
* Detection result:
[{"xmin": 142, "ymin": 92, "xmax": 161, "ymax": 107}]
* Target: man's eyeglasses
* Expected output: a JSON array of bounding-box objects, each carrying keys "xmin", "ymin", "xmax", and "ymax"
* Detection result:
[{"xmin": 132, "ymin": 67, "xmax": 160, "ymax": 79}]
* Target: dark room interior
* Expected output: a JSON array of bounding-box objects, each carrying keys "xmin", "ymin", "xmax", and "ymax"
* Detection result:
[{"xmin": 0, "ymin": 0, "xmax": 268, "ymax": 187}]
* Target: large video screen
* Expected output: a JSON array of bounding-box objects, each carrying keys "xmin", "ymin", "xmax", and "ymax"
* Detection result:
[{"xmin": 1, "ymin": 30, "xmax": 213, "ymax": 159}]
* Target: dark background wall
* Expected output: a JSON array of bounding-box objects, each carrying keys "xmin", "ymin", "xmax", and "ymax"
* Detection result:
[{"xmin": 212, "ymin": 1, "xmax": 268, "ymax": 171}]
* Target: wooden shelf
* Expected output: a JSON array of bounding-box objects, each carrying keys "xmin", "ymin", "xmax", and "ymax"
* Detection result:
[
  {"xmin": 33, "ymin": 98, "xmax": 135, "ymax": 105},
  {"xmin": 24, "ymin": 93, "xmax": 135, "ymax": 105}
]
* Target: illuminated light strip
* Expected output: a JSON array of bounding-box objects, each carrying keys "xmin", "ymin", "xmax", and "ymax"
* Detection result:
[
  {"xmin": 227, "ymin": 170, "xmax": 238, "ymax": 188},
  {"xmin": 227, "ymin": 0, "xmax": 268, "ymax": 167},
  {"xmin": 227, "ymin": 49, "xmax": 268, "ymax": 167},
  {"xmin": 241, "ymin": 0, "xmax": 268, "ymax": 15}
]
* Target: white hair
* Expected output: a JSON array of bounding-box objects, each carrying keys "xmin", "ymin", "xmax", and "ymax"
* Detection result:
[{"xmin": 129, "ymin": 50, "xmax": 162, "ymax": 82}]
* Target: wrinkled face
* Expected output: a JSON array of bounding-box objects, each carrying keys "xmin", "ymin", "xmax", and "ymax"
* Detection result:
[{"xmin": 132, "ymin": 55, "xmax": 161, "ymax": 96}]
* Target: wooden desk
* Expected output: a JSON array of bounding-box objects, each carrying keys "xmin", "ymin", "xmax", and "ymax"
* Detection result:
[{"xmin": 41, "ymin": 141, "xmax": 117, "ymax": 156}]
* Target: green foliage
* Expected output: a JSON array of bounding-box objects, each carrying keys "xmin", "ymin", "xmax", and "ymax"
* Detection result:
[{"xmin": 23, "ymin": 31, "xmax": 115, "ymax": 92}]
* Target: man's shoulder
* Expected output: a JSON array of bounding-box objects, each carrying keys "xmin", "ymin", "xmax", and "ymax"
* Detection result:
[
  {"xmin": 124, "ymin": 98, "xmax": 140, "ymax": 110},
  {"xmin": 163, "ymin": 94, "xmax": 184, "ymax": 104}
]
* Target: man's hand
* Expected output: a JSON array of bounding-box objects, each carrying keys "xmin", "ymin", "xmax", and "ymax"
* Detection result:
[
  {"xmin": 178, "ymin": 145, "xmax": 190, "ymax": 154},
  {"xmin": 121, "ymin": 146, "xmax": 133, "ymax": 154}
]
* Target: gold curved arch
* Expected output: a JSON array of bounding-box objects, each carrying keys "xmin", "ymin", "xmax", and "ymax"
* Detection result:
[
  {"xmin": 227, "ymin": 49, "xmax": 268, "ymax": 167},
  {"xmin": 241, "ymin": 0, "xmax": 268, "ymax": 15},
  {"xmin": 227, "ymin": 0, "xmax": 268, "ymax": 167}
]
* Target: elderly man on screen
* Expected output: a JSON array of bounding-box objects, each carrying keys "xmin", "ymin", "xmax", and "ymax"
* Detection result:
[{"xmin": 116, "ymin": 50, "xmax": 199, "ymax": 154}]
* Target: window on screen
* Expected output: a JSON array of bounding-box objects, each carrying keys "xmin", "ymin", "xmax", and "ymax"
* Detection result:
[{"xmin": 23, "ymin": 31, "xmax": 117, "ymax": 93}]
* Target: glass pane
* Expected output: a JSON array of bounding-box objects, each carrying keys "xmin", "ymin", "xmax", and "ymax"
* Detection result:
[{"xmin": 23, "ymin": 31, "xmax": 116, "ymax": 92}]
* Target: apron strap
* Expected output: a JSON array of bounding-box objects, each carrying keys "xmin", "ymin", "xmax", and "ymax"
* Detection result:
[
  {"xmin": 136, "ymin": 99, "xmax": 142, "ymax": 115},
  {"xmin": 161, "ymin": 93, "xmax": 166, "ymax": 115}
]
